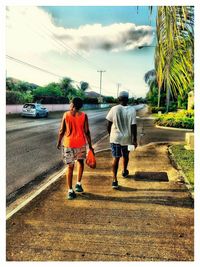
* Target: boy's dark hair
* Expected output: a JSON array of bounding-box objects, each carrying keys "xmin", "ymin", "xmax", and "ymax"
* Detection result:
[{"xmin": 72, "ymin": 97, "xmax": 83, "ymax": 110}]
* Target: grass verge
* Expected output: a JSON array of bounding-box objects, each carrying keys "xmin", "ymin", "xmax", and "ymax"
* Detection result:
[{"xmin": 170, "ymin": 145, "xmax": 194, "ymax": 190}]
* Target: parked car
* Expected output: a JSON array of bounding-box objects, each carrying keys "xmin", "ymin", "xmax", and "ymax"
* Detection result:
[{"xmin": 21, "ymin": 103, "xmax": 48, "ymax": 118}]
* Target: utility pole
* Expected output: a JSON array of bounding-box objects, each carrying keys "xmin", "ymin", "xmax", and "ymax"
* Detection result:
[
  {"xmin": 117, "ymin": 83, "xmax": 121, "ymax": 98},
  {"xmin": 97, "ymin": 70, "xmax": 106, "ymax": 101}
]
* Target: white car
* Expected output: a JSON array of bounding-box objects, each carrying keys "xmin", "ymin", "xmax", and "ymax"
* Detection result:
[{"xmin": 21, "ymin": 103, "xmax": 48, "ymax": 118}]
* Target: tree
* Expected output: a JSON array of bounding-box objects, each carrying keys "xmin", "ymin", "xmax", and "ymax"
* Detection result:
[
  {"xmin": 80, "ymin": 81, "xmax": 89, "ymax": 91},
  {"xmin": 33, "ymin": 83, "xmax": 63, "ymax": 98},
  {"xmin": 155, "ymin": 6, "xmax": 194, "ymax": 111},
  {"xmin": 60, "ymin": 77, "xmax": 74, "ymax": 97}
]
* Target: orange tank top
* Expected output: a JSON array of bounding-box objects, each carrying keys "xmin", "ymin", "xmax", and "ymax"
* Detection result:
[{"xmin": 63, "ymin": 111, "xmax": 86, "ymax": 148}]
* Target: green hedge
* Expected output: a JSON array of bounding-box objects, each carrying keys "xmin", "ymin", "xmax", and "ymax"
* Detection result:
[
  {"xmin": 150, "ymin": 106, "xmax": 166, "ymax": 113},
  {"xmin": 33, "ymin": 95, "xmax": 69, "ymax": 104},
  {"xmin": 154, "ymin": 110, "xmax": 194, "ymax": 129},
  {"xmin": 6, "ymin": 91, "xmax": 33, "ymax": 104}
]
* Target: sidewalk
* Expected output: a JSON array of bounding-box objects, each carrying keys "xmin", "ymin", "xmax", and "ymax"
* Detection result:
[{"xmin": 6, "ymin": 135, "xmax": 194, "ymax": 261}]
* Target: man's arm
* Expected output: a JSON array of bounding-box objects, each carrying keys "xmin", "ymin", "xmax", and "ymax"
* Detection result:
[
  {"xmin": 107, "ymin": 120, "xmax": 113, "ymax": 135},
  {"xmin": 84, "ymin": 114, "xmax": 93, "ymax": 150},
  {"xmin": 57, "ymin": 113, "xmax": 66, "ymax": 149},
  {"xmin": 131, "ymin": 124, "xmax": 137, "ymax": 147}
]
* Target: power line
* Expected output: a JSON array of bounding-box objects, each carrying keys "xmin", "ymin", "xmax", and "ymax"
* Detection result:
[
  {"xmin": 6, "ymin": 9, "xmax": 130, "ymax": 94},
  {"xmin": 42, "ymin": 24, "xmax": 101, "ymax": 71},
  {"xmin": 8, "ymin": 9, "xmax": 122, "ymax": 88},
  {"xmin": 6, "ymin": 54, "xmax": 101, "ymax": 91},
  {"xmin": 7, "ymin": 9, "xmax": 102, "ymax": 72},
  {"xmin": 6, "ymin": 55, "xmax": 63, "ymax": 78}
]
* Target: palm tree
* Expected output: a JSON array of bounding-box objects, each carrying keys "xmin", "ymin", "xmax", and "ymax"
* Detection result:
[{"xmin": 155, "ymin": 6, "xmax": 194, "ymax": 111}]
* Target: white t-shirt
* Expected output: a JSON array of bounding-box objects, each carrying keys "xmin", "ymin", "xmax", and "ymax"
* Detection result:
[{"xmin": 106, "ymin": 104, "xmax": 136, "ymax": 145}]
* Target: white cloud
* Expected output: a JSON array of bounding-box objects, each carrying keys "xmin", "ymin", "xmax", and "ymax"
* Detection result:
[
  {"xmin": 55, "ymin": 23, "xmax": 154, "ymax": 53},
  {"xmin": 6, "ymin": 6, "xmax": 154, "ymax": 58},
  {"xmin": 5, "ymin": 6, "xmax": 155, "ymax": 96}
]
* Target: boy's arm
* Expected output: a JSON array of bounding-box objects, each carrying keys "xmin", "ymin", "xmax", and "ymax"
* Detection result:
[
  {"xmin": 57, "ymin": 113, "xmax": 66, "ymax": 149},
  {"xmin": 84, "ymin": 114, "xmax": 93, "ymax": 150}
]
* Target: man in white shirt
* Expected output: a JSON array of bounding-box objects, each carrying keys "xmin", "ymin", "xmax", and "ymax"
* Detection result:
[{"xmin": 106, "ymin": 91, "xmax": 137, "ymax": 189}]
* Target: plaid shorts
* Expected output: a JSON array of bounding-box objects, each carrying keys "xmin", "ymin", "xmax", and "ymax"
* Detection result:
[
  {"xmin": 110, "ymin": 143, "xmax": 129, "ymax": 158},
  {"xmin": 62, "ymin": 145, "xmax": 86, "ymax": 165}
]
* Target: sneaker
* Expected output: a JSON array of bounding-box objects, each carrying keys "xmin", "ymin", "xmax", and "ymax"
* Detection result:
[
  {"xmin": 112, "ymin": 180, "xmax": 119, "ymax": 189},
  {"xmin": 75, "ymin": 184, "xmax": 84, "ymax": 193},
  {"xmin": 122, "ymin": 170, "xmax": 129, "ymax": 178},
  {"xmin": 67, "ymin": 191, "xmax": 76, "ymax": 200}
]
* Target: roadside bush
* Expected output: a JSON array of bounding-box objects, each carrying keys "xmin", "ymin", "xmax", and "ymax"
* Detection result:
[
  {"xmin": 104, "ymin": 96, "xmax": 116, "ymax": 103},
  {"xmin": 34, "ymin": 95, "xmax": 69, "ymax": 104},
  {"xmin": 168, "ymin": 101, "xmax": 178, "ymax": 112},
  {"xmin": 6, "ymin": 90, "xmax": 24, "ymax": 104},
  {"xmin": 154, "ymin": 110, "xmax": 194, "ymax": 129},
  {"xmin": 21, "ymin": 92, "xmax": 33, "ymax": 103},
  {"xmin": 150, "ymin": 106, "xmax": 166, "ymax": 113},
  {"xmin": 83, "ymin": 97, "xmax": 99, "ymax": 104},
  {"xmin": 33, "ymin": 84, "xmax": 63, "ymax": 98}
]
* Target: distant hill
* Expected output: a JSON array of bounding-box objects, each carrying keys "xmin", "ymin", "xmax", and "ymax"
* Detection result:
[
  {"xmin": 6, "ymin": 77, "xmax": 39, "ymax": 90},
  {"xmin": 85, "ymin": 91, "xmax": 102, "ymax": 98}
]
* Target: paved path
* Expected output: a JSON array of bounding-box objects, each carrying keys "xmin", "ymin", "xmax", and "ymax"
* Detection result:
[{"xmin": 6, "ymin": 136, "xmax": 194, "ymax": 261}]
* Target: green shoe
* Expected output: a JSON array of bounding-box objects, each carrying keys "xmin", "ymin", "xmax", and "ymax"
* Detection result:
[
  {"xmin": 122, "ymin": 170, "xmax": 129, "ymax": 178},
  {"xmin": 75, "ymin": 184, "xmax": 84, "ymax": 192},
  {"xmin": 67, "ymin": 191, "xmax": 76, "ymax": 200},
  {"xmin": 112, "ymin": 181, "xmax": 119, "ymax": 189}
]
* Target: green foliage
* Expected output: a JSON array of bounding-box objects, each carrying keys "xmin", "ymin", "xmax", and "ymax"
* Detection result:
[
  {"xmin": 83, "ymin": 97, "xmax": 99, "ymax": 104},
  {"xmin": 60, "ymin": 77, "xmax": 74, "ymax": 97},
  {"xmin": 135, "ymin": 97, "xmax": 146, "ymax": 104},
  {"xmin": 177, "ymin": 94, "xmax": 187, "ymax": 109},
  {"xmin": 168, "ymin": 101, "xmax": 177, "ymax": 112},
  {"xmin": 171, "ymin": 145, "xmax": 194, "ymax": 189},
  {"xmin": 154, "ymin": 110, "xmax": 194, "ymax": 129},
  {"xmin": 6, "ymin": 90, "xmax": 33, "ymax": 104},
  {"xmin": 6, "ymin": 78, "xmax": 38, "ymax": 92},
  {"xmin": 128, "ymin": 98, "xmax": 135, "ymax": 105},
  {"xmin": 155, "ymin": 7, "xmax": 194, "ymax": 110},
  {"xmin": 104, "ymin": 96, "xmax": 116, "ymax": 103},
  {"xmin": 6, "ymin": 78, "xmax": 18, "ymax": 91},
  {"xmin": 146, "ymin": 82, "xmax": 165, "ymax": 107},
  {"xmin": 33, "ymin": 83, "xmax": 63, "ymax": 97},
  {"xmin": 6, "ymin": 77, "xmax": 92, "ymax": 104},
  {"xmin": 21, "ymin": 91, "xmax": 33, "ymax": 103},
  {"xmin": 34, "ymin": 96, "xmax": 68, "ymax": 104},
  {"xmin": 150, "ymin": 106, "xmax": 166, "ymax": 113},
  {"xmin": 80, "ymin": 81, "xmax": 89, "ymax": 91}
]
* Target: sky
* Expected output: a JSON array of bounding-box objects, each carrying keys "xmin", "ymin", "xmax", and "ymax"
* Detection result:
[{"xmin": 6, "ymin": 6, "xmax": 157, "ymax": 97}]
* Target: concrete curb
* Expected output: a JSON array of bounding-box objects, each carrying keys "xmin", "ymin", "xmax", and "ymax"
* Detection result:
[
  {"xmin": 155, "ymin": 125, "xmax": 193, "ymax": 132},
  {"xmin": 168, "ymin": 146, "xmax": 194, "ymax": 199},
  {"xmin": 6, "ymin": 167, "xmax": 66, "ymax": 220}
]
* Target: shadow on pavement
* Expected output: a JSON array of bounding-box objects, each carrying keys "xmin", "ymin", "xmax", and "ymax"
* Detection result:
[
  {"xmin": 132, "ymin": 171, "xmax": 169, "ymax": 182},
  {"xmin": 78, "ymin": 192, "xmax": 193, "ymax": 208}
]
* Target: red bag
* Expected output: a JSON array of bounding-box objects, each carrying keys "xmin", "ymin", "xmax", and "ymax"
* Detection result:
[{"xmin": 86, "ymin": 149, "xmax": 96, "ymax": 169}]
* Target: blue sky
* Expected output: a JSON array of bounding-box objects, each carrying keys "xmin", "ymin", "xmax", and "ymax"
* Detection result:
[
  {"xmin": 6, "ymin": 6, "xmax": 157, "ymax": 97},
  {"xmin": 42, "ymin": 6, "xmax": 157, "ymax": 28}
]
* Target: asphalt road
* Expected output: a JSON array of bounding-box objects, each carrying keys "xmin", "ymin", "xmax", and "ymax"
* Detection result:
[
  {"xmin": 6, "ymin": 105, "xmax": 189, "ymax": 199},
  {"xmin": 6, "ymin": 109, "xmax": 109, "ymax": 197}
]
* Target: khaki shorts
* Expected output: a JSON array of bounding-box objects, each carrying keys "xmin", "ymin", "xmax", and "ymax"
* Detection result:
[{"xmin": 62, "ymin": 145, "xmax": 86, "ymax": 165}]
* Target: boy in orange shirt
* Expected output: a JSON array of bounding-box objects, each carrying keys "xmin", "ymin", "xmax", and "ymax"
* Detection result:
[{"xmin": 57, "ymin": 97, "xmax": 93, "ymax": 200}]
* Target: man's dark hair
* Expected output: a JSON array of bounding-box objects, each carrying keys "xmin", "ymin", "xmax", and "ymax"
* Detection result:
[{"xmin": 72, "ymin": 97, "xmax": 83, "ymax": 110}]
